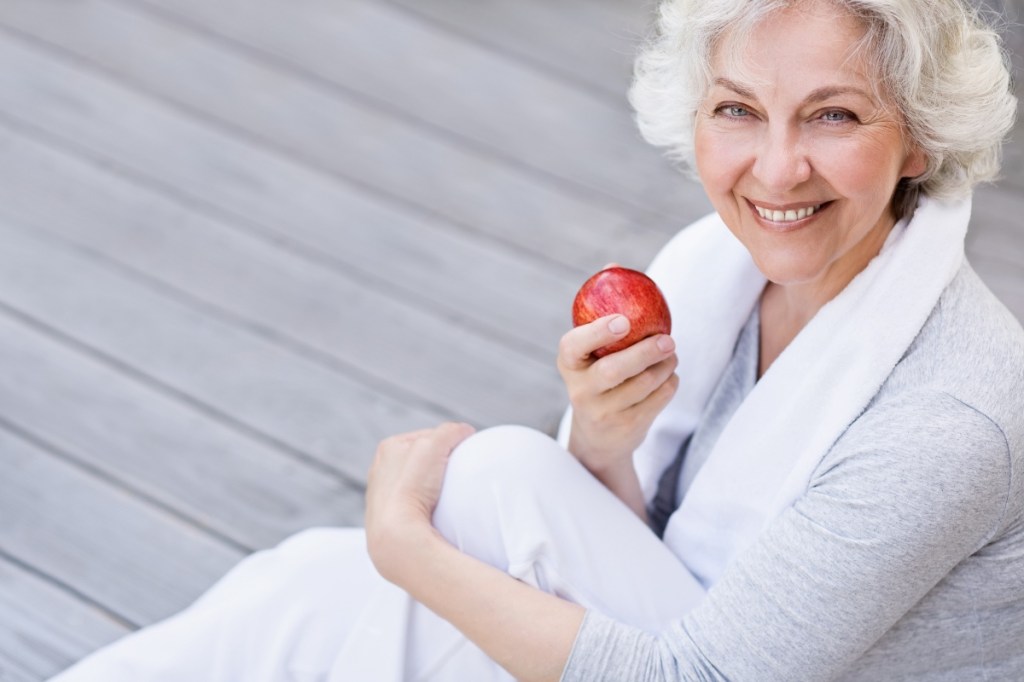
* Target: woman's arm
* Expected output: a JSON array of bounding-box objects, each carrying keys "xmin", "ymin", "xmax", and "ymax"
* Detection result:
[
  {"xmin": 367, "ymin": 392, "xmax": 1011, "ymax": 682},
  {"xmin": 377, "ymin": 522, "xmax": 585, "ymax": 682},
  {"xmin": 560, "ymin": 392, "xmax": 1013, "ymax": 681},
  {"xmin": 365, "ymin": 422, "xmax": 585, "ymax": 682},
  {"xmin": 557, "ymin": 313, "xmax": 678, "ymax": 521}
]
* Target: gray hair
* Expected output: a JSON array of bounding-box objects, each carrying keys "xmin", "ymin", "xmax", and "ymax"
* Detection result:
[{"xmin": 629, "ymin": 0, "xmax": 1018, "ymax": 218}]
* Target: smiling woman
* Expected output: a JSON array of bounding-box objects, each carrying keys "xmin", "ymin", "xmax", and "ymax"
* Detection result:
[
  {"xmin": 47, "ymin": 1, "xmax": 1023, "ymax": 681},
  {"xmin": 632, "ymin": 0, "xmax": 1015, "ymax": 211},
  {"xmin": 693, "ymin": 2, "xmax": 931, "ymax": 371}
]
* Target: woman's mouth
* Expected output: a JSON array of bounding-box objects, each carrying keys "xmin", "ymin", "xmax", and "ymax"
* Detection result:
[{"xmin": 748, "ymin": 200, "xmax": 833, "ymax": 228}]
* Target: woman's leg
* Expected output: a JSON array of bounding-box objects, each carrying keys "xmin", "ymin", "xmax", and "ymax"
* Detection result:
[
  {"xmin": 49, "ymin": 528, "xmax": 395, "ymax": 682},
  {"xmin": 51, "ymin": 425, "xmax": 701, "ymax": 681},
  {"xmin": 435, "ymin": 425, "xmax": 702, "ymax": 629},
  {"xmin": 332, "ymin": 424, "xmax": 705, "ymax": 681}
]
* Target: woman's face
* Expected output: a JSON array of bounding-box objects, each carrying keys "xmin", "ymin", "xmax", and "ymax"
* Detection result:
[{"xmin": 694, "ymin": 1, "xmax": 926, "ymax": 294}]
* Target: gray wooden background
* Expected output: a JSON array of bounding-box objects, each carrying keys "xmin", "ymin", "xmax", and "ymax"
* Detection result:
[{"xmin": 0, "ymin": 1, "xmax": 1020, "ymax": 679}]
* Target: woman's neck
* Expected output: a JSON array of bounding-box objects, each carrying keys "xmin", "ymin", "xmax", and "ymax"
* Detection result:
[
  {"xmin": 756, "ymin": 211, "xmax": 899, "ymax": 378},
  {"xmin": 757, "ymin": 283, "xmax": 812, "ymax": 380}
]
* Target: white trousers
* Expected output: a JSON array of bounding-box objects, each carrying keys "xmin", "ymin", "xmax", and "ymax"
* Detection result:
[{"xmin": 50, "ymin": 426, "xmax": 700, "ymax": 681}]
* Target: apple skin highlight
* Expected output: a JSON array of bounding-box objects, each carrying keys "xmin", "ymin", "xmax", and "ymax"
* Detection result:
[{"xmin": 572, "ymin": 267, "xmax": 672, "ymax": 358}]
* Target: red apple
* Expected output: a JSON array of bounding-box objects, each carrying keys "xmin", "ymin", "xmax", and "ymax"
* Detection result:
[{"xmin": 572, "ymin": 267, "xmax": 672, "ymax": 358}]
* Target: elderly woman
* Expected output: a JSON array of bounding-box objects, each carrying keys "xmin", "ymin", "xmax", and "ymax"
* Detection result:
[{"xmin": 52, "ymin": 0, "xmax": 1022, "ymax": 680}]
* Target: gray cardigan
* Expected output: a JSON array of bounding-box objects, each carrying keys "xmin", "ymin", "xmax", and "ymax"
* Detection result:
[{"xmin": 561, "ymin": 263, "xmax": 1024, "ymax": 681}]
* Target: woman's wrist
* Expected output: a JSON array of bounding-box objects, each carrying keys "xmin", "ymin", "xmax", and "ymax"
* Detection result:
[
  {"xmin": 567, "ymin": 426, "xmax": 633, "ymax": 473},
  {"xmin": 585, "ymin": 457, "xmax": 650, "ymax": 524},
  {"xmin": 391, "ymin": 526, "xmax": 586, "ymax": 682},
  {"xmin": 367, "ymin": 512, "xmax": 444, "ymax": 587}
]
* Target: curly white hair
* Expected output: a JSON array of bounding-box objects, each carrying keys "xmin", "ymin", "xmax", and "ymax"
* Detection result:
[{"xmin": 629, "ymin": 0, "xmax": 1018, "ymax": 218}]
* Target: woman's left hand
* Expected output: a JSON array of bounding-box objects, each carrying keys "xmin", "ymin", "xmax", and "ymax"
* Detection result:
[
  {"xmin": 365, "ymin": 422, "xmax": 582, "ymax": 682},
  {"xmin": 365, "ymin": 422, "xmax": 475, "ymax": 582}
]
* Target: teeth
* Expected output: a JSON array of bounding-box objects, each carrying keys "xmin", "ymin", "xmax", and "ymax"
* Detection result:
[{"xmin": 754, "ymin": 203, "xmax": 820, "ymax": 222}]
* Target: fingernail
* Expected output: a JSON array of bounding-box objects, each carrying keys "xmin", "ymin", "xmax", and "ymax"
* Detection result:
[
  {"xmin": 608, "ymin": 316, "xmax": 629, "ymax": 334},
  {"xmin": 657, "ymin": 335, "xmax": 675, "ymax": 352}
]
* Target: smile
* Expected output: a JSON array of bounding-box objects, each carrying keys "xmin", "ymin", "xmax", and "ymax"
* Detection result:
[
  {"xmin": 751, "ymin": 202, "xmax": 825, "ymax": 223},
  {"xmin": 749, "ymin": 199, "xmax": 835, "ymax": 223}
]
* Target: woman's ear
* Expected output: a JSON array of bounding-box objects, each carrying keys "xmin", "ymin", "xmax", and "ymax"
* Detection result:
[{"xmin": 901, "ymin": 145, "xmax": 928, "ymax": 179}]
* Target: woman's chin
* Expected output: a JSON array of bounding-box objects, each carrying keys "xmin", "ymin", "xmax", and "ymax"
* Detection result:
[{"xmin": 752, "ymin": 256, "xmax": 825, "ymax": 288}]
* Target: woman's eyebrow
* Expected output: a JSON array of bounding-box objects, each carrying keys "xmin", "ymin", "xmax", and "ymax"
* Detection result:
[
  {"xmin": 804, "ymin": 85, "xmax": 875, "ymax": 104},
  {"xmin": 712, "ymin": 77, "xmax": 757, "ymax": 100},
  {"xmin": 712, "ymin": 78, "xmax": 875, "ymax": 106}
]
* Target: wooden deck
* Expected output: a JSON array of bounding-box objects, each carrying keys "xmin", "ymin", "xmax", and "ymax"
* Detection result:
[{"xmin": 0, "ymin": 1, "xmax": 1020, "ymax": 679}]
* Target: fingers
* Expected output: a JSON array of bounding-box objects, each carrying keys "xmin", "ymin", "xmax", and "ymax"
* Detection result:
[
  {"xmin": 614, "ymin": 355, "xmax": 679, "ymax": 410},
  {"xmin": 379, "ymin": 428, "xmax": 437, "ymax": 449},
  {"xmin": 583, "ymin": 354, "xmax": 678, "ymax": 423},
  {"xmin": 558, "ymin": 315, "xmax": 631, "ymax": 370},
  {"xmin": 593, "ymin": 334, "xmax": 676, "ymax": 391},
  {"xmin": 411, "ymin": 421, "xmax": 475, "ymax": 456},
  {"xmin": 369, "ymin": 423, "xmax": 474, "ymax": 506},
  {"xmin": 376, "ymin": 423, "xmax": 474, "ymax": 461}
]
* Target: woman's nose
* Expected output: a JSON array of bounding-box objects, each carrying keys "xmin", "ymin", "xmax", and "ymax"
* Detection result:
[{"xmin": 751, "ymin": 125, "xmax": 812, "ymax": 192}]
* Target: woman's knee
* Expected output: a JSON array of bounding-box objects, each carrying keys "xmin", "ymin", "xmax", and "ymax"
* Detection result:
[
  {"xmin": 234, "ymin": 528, "xmax": 371, "ymax": 600},
  {"xmin": 272, "ymin": 527, "xmax": 364, "ymax": 565},
  {"xmin": 443, "ymin": 424, "xmax": 566, "ymax": 496},
  {"xmin": 433, "ymin": 425, "xmax": 581, "ymax": 564}
]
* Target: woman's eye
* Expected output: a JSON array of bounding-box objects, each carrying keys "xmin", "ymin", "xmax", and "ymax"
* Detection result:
[
  {"xmin": 714, "ymin": 104, "xmax": 752, "ymax": 120},
  {"xmin": 821, "ymin": 110, "xmax": 853, "ymax": 123}
]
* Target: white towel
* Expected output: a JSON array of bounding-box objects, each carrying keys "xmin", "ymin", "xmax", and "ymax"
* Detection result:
[{"xmin": 560, "ymin": 194, "xmax": 971, "ymax": 591}]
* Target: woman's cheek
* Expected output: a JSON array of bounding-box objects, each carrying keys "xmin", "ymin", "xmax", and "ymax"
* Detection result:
[
  {"xmin": 695, "ymin": 128, "xmax": 749, "ymax": 193},
  {"xmin": 813, "ymin": 133, "xmax": 898, "ymax": 201}
]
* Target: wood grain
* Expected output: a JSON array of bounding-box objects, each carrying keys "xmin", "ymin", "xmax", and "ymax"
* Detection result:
[
  {"xmin": 0, "ymin": 216, "xmax": 448, "ymax": 484},
  {"xmin": 123, "ymin": 0, "xmax": 707, "ymax": 220},
  {"xmin": 0, "ymin": 1, "xmax": 1018, "ymax": 678},
  {"xmin": 0, "ymin": 0, "xmax": 682, "ymax": 273},
  {"xmin": 0, "ymin": 554, "xmax": 127, "ymax": 681},
  {"xmin": 0, "ymin": 122, "xmax": 566, "ymax": 427}
]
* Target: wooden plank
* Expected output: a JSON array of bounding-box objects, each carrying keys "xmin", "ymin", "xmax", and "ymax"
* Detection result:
[
  {"xmin": 0, "ymin": 424, "xmax": 244, "ymax": 665},
  {"xmin": 0, "ymin": 550, "xmax": 128, "ymax": 682},
  {"xmin": 967, "ymin": 184, "xmax": 1024, "ymax": 269},
  {"xmin": 0, "ymin": 658, "xmax": 35, "ymax": 682},
  {"xmin": 0, "ymin": 298, "xmax": 363, "ymax": 550},
  {"xmin": 0, "ymin": 28, "xmax": 594, "ymax": 360},
  {"xmin": 0, "ymin": 125, "xmax": 566, "ymax": 428},
  {"xmin": 0, "ymin": 553, "xmax": 127, "ymax": 682},
  {"xmin": 981, "ymin": 0, "xmax": 1024, "ymax": 98},
  {"xmin": 0, "ymin": 554, "xmax": 128, "ymax": 682},
  {"xmin": 123, "ymin": 0, "xmax": 704, "ymax": 221},
  {"xmin": 0, "ymin": 216, "xmax": 447, "ymax": 484},
  {"xmin": 0, "ymin": 0, "xmax": 683, "ymax": 274},
  {"xmin": 379, "ymin": 0, "xmax": 655, "ymax": 100},
  {"xmin": 965, "ymin": 182, "xmax": 1024, "ymax": 324},
  {"xmin": 998, "ymin": 127, "xmax": 1024, "ymax": 193},
  {"xmin": 968, "ymin": 252, "xmax": 1024, "ymax": 323}
]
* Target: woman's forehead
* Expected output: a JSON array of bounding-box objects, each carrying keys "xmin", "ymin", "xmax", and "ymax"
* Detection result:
[{"xmin": 708, "ymin": 2, "xmax": 876, "ymax": 98}]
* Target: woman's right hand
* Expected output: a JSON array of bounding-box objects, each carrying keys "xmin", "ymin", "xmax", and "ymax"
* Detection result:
[{"xmin": 557, "ymin": 314, "xmax": 679, "ymax": 481}]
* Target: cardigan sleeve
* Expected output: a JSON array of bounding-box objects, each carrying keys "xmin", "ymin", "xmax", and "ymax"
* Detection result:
[{"xmin": 560, "ymin": 390, "xmax": 1011, "ymax": 682}]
